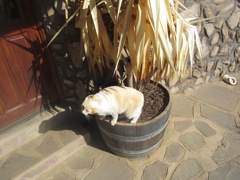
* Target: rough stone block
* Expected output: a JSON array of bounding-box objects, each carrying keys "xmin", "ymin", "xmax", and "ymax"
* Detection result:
[
  {"xmin": 227, "ymin": 7, "xmax": 240, "ymax": 29},
  {"xmin": 204, "ymin": 23, "xmax": 215, "ymax": 37},
  {"xmin": 84, "ymin": 156, "xmax": 134, "ymax": 180},
  {"xmin": 211, "ymin": 132, "xmax": 240, "ymax": 165},
  {"xmin": 203, "ymin": 6, "xmax": 214, "ymax": 18},
  {"xmin": 174, "ymin": 120, "xmax": 193, "ymax": 133},
  {"xmin": 0, "ymin": 153, "xmax": 39, "ymax": 180},
  {"xmin": 192, "ymin": 84, "xmax": 240, "ymax": 111},
  {"xmin": 209, "ymin": 161, "xmax": 240, "ymax": 180},
  {"xmin": 164, "ymin": 143, "xmax": 185, "ymax": 162},
  {"xmin": 170, "ymin": 158, "xmax": 203, "ymax": 179},
  {"xmin": 218, "ymin": 44, "xmax": 229, "ymax": 56},
  {"xmin": 194, "ymin": 121, "xmax": 216, "ymax": 137},
  {"xmin": 222, "ymin": 23, "xmax": 229, "ymax": 42},
  {"xmin": 180, "ymin": 3, "xmax": 201, "ymax": 19},
  {"xmin": 179, "ymin": 132, "xmax": 205, "ymax": 152},
  {"xmin": 210, "ymin": 32, "xmax": 220, "ymax": 45},
  {"xmin": 214, "ymin": 18, "xmax": 224, "ymax": 29},
  {"xmin": 171, "ymin": 96, "xmax": 195, "ymax": 118},
  {"xmin": 142, "ymin": 161, "xmax": 168, "ymax": 180}
]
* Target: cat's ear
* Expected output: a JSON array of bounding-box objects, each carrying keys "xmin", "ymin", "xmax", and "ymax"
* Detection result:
[
  {"xmin": 89, "ymin": 95, "xmax": 98, "ymax": 102},
  {"xmin": 89, "ymin": 95, "xmax": 99, "ymax": 107},
  {"xmin": 89, "ymin": 95, "xmax": 95, "ymax": 100}
]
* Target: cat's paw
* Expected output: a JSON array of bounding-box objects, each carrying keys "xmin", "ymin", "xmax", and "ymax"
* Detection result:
[{"xmin": 130, "ymin": 118, "xmax": 139, "ymax": 123}]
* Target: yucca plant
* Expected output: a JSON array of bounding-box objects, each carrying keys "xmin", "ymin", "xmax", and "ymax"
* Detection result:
[{"xmin": 48, "ymin": 0, "xmax": 202, "ymax": 90}]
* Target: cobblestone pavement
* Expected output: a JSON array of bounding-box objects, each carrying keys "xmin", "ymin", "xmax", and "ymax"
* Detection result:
[
  {"xmin": 36, "ymin": 73, "xmax": 240, "ymax": 180},
  {"xmin": 1, "ymin": 73, "xmax": 240, "ymax": 180}
]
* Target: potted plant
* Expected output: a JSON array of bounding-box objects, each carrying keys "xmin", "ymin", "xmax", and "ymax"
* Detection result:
[{"xmin": 48, "ymin": 0, "xmax": 202, "ymax": 157}]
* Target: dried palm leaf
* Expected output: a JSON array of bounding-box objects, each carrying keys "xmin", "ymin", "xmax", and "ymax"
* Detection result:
[
  {"xmin": 47, "ymin": 5, "xmax": 81, "ymax": 47},
  {"xmin": 47, "ymin": 0, "xmax": 203, "ymax": 89}
]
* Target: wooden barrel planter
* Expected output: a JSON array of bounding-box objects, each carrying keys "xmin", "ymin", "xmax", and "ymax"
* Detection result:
[{"xmin": 96, "ymin": 83, "xmax": 171, "ymax": 158}]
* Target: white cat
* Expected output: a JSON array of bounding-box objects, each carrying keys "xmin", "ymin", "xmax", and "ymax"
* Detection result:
[{"xmin": 82, "ymin": 86, "xmax": 144, "ymax": 126}]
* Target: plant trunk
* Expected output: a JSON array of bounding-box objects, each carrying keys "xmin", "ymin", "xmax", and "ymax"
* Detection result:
[{"xmin": 126, "ymin": 60, "xmax": 135, "ymax": 88}]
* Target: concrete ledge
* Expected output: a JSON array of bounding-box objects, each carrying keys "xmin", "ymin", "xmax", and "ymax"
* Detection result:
[
  {"xmin": 15, "ymin": 126, "xmax": 90, "ymax": 180},
  {"xmin": 0, "ymin": 108, "xmax": 66, "ymax": 158}
]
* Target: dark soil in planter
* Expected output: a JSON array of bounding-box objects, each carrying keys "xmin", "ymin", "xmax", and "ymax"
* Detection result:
[
  {"xmin": 98, "ymin": 82, "xmax": 168, "ymax": 124},
  {"xmin": 101, "ymin": 82, "xmax": 168, "ymax": 124},
  {"xmin": 138, "ymin": 83, "xmax": 166, "ymax": 122}
]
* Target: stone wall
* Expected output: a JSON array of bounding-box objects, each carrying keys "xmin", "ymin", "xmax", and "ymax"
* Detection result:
[
  {"xmin": 38, "ymin": 0, "xmax": 240, "ymax": 106},
  {"xmin": 168, "ymin": 0, "xmax": 240, "ymax": 94},
  {"xmin": 37, "ymin": 0, "xmax": 88, "ymax": 108}
]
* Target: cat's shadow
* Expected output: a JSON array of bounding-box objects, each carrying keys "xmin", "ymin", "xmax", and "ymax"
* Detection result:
[{"xmin": 38, "ymin": 110, "xmax": 110, "ymax": 153}]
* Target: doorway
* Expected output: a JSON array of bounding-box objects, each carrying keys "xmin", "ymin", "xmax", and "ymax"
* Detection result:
[{"xmin": 0, "ymin": 0, "xmax": 61, "ymax": 130}]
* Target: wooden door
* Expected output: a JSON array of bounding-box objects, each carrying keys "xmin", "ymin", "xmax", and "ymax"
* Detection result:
[{"xmin": 0, "ymin": 0, "xmax": 60, "ymax": 130}]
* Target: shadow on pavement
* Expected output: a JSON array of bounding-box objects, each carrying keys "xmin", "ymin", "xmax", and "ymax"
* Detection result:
[{"xmin": 38, "ymin": 110, "xmax": 110, "ymax": 153}]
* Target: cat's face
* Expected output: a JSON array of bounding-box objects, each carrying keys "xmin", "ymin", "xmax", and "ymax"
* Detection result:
[{"xmin": 81, "ymin": 95, "xmax": 98, "ymax": 115}]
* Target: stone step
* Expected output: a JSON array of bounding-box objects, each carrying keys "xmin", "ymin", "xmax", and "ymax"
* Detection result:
[
  {"xmin": 0, "ymin": 113, "xmax": 91, "ymax": 180},
  {"xmin": 0, "ymin": 108, "xmax": 67, "ymax": 158},
  {"xmin": 36, "ymin": 121, "xmax": 109, "ymax": 180},
  {"xmin": 36, "ymin": 146, "xmax": 98, "ymax": 180}
]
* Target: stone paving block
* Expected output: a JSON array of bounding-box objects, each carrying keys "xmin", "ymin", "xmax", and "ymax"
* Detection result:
[
  {"xmin": 0, "ymin": 107, "xmax": 66, "ymax": 158},
  {"xmin": 194, "ymin": 121, "xmax": 216, "ymax": 137},
  {"xmin": 198, "ymin": 172, "xmax": 209, "ymax": 180},
  {"xmin": 211, "ymin": 132, "xmax": 240, "ymax": 165},
  {"xmin": 84, "ymin": 156, "xmax": 134, "ymax": 180},
  {"xmin": 209, "ymin": 161, "xmax": 240, "ymax": 180},
  {"xmin": 171, "ymin": 95, "xmax": 195, "ymax": 117},
  {"xmin": 15, "ymin": 123, "xmax": 90, "ymax": 179},
  {"xmin": 0, "ymin": 153, "xmax": 39, "ymax": 179},
  {"xmin": 37, "ymin": 165, "xmax": 73, "ymax": 180},
  {"xmin": 170, "ymin": 158, "xmax": 203, "ymax": 179},
  {"xmin": 178, "ymin": 132, "xmax": 205, "ymax": 152},
  {"xmin": 68, "ymin": 149, "xmax": 95, "ymax": 170},
  {"xmin": 174, "ymin": 120, "xmax": 193, "ymax": 132},
  {"xmin": 200, "ymin": 104, "xmax": 236, "ymax": 130},
  {"xmin": 142, "ymin": 160, "xmax": 168, "ymax": 180},
  {"xmin": 164, "ymin": 143, "xmax": 185, "ymax": 162},
  {"xmin": 66, "ymin": 147, "xmax": 99, "ymax": 178},
  {"xmin": 192, "ymin": 84, "xmax": 240, "ymax": 111},
  {"xmin": 36, "ymin": 135, "xmax": 62, "ymax": 157},
  {"xmin": 234, "ymin": 155, "xmax": 240, "ymax": 165},
  {"xmin": 52, "ymin": 172, "xmax": 75, "ymax": 180}
]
